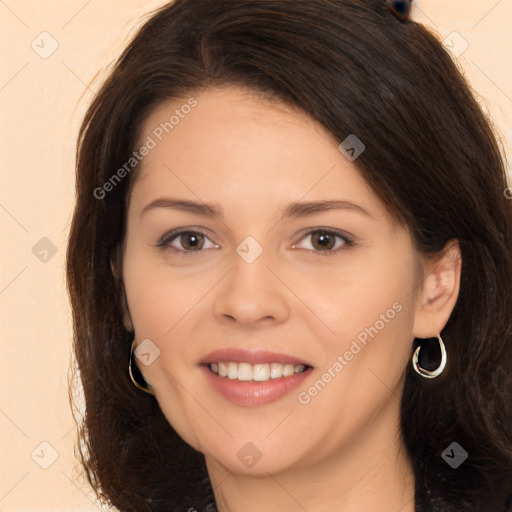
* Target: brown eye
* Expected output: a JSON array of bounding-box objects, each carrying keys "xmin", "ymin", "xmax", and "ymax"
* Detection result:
[
  {"xmin": 178, "ymin": 232, "xmax": 205, "ymax": 250},
  {"xmin": 310, "ymin": 231, "xmax": 337, "ymax": 251},
  {"xmin": 293, "ymin": 229, "xmax": 354, "ymax": 256},
  {"xmin": 157, "ymin": 229, "xmax": 218, "ymax": 255}
]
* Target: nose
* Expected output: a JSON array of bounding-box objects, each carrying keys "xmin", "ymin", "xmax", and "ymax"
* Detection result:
[{"xmin": 213, "ymin": 249, "xmax": 290, "ymax": 327}]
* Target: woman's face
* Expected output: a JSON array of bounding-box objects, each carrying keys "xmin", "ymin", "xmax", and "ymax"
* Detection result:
[{"xmin": 122, "ymin": 85, "xmax": 423, "ymax": 475}]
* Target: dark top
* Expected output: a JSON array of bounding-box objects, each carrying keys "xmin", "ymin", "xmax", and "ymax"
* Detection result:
[{"xmin": 197, "ymin": 466, "xmax": 512, "ymax": 512}]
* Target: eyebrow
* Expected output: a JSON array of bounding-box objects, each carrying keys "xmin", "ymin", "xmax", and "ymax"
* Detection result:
[{"xmin": 140, "ymin": 198, "xmax": 374, "ymax": 220}]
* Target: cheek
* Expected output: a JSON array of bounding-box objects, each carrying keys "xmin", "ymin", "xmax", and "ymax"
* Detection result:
[
  {"xmin": 301, "ymin": 248, "xmax": 417, "ymax": 408},
  {"xmin": 294, "ymin": 297, "xmax": 415, "ymax": 456},
  {"xmin": 122, "ymin": 263, "xmax": 206, "ymax": 447},
  {"xmin": 123, "ymin": 250, "xmax": 191, "ymax": 336},
  {"xmin": 301, "ymin": 251, "xmax": 415, "ymax": 343}
]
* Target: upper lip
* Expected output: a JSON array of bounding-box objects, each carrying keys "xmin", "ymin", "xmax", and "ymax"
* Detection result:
[{"xmin": 200, "ymin": 348, "xmax": 313, "ymax": 367}]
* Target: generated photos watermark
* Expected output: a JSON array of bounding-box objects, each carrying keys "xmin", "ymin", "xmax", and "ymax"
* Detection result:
[
  {"xmin": 297, "ymin": 301, "xmax": 403, "ymax": 405},
  {"xmin": 93, "ymin": 97, "xmax": 198, "ymax": 200}
]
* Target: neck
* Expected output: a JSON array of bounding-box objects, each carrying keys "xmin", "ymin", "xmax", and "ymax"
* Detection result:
[{"xmin": 205, "ymin": 395, "xmax": 416, "ymax": 512}]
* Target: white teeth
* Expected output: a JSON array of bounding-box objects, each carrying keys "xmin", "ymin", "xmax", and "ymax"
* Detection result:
[
  {"xmin": 253, "ymin": 363, "xmax": 270, "ymax": 381},
  {"xmin": 208, "ymin": 361, "xmax": 308, "ymax": 382},
  {"xmin": 283, "ymin": 364, "xmax": 295, "ymax": 377},
  {"xmin": 238, "ymin": 362, "xmax": 253, "ymax": 381},
  {"xmin": 218, "ymin": 362, "xmax": 228, "ymax": 377},
  {"xmin": 227, "ymin": 361, "xmax": 238, "ymax": 379},
  {"xmin": 270, "ymin": 363, "xmax": 283, "ymax": 379}
]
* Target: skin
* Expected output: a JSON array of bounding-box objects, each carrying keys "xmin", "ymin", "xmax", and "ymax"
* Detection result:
[{"xmin": 120, "ymin": 86, "xmax": 461, "ymax": 512}]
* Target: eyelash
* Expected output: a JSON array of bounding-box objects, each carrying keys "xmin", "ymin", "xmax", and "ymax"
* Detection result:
[{"xmin": 155, "ymin": 228, "xmax": 355, "ymax": 257}]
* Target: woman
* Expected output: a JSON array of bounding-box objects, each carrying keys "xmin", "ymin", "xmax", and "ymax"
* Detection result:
[{"xmin": 65, "ymin": 1, "xmax": 512, "ymax": 511}]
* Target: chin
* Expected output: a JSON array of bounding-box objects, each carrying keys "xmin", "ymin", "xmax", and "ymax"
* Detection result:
[{"xmin": 203, "ymin": 445, "xmax": 297, "ymax": 476}]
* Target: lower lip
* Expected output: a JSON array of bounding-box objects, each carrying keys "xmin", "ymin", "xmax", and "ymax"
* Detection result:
[{"xmin": 200, "ymin": 365, "xmax": 313, "ymax": 407}]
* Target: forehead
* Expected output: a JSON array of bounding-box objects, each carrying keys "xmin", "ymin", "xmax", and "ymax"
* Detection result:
[
  {"xmin": 129, "ymin": 86, "xmax": 386, "ymax": 222},
  {"xmin": 135, "ymin": 86, "xmax": 336, "ymax": 173}
]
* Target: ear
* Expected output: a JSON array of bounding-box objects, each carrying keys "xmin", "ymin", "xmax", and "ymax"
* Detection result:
[
  {"xmin": 412, "ymin": 239, "xmax": 462, "ymax": 339},
  {"xmin": 110, "ymin": 243, "xmax": 134, "ymax": 333}
]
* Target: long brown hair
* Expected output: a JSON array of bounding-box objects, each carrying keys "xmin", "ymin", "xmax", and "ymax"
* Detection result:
[{"xmin": 66, "ymin": 1, "xmax": 512, "ymax": 511}]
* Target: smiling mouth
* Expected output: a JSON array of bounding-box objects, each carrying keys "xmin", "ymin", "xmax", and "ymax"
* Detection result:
[{"xmin": 206, "ymin": 361, "xmax": 312, "ymax": 382}]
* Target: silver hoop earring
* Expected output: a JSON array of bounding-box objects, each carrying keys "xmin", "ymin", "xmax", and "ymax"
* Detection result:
[
  {"xmin": 412, "ymin": 333, "xmax": 447, "ymax": 379},
  {"xmin": 129, "ymin": 339, "xmax": 154, "ymax": 394}
]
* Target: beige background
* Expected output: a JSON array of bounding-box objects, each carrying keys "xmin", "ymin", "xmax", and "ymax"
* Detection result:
[{"xmin": 0, "ymin": 1, "xmax": 511, "ymax": 510}]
